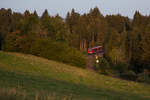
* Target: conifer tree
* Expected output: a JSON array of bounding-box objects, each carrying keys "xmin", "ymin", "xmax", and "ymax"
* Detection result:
[{"xmin": 142, "ymin": 23, "xmax": 150, "ymax": 70}]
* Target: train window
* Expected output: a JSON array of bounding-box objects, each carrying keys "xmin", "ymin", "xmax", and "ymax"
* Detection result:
[{"xmin": 88, "ymin": 49, "xmax": 92, "ymax": 52}]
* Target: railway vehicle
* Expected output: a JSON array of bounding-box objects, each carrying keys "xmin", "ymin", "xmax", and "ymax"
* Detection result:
[{"xmin": 88, "ymin": 46, "xmax": 103, "ymax": 55}]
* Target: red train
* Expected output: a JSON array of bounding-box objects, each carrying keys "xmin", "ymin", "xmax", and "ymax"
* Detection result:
[{"xmin": 88, "ymin": 46, "xmax": 103, "ymax": 55}]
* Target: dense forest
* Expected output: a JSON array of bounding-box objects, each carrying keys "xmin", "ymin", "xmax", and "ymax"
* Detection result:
[{"xmin": 0, "ymin": 8, "xmax": 150, "ymax": 83}]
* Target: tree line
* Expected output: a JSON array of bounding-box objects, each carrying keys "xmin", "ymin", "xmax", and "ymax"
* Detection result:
[{"xmin": 0, "ymin": 8, "xmax": 150, "ymax": 82}]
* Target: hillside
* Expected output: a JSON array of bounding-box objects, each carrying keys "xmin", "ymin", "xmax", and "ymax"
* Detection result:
[{"xmin": 0, "ymin": 51, "xmax": 150, "ymax": 100}]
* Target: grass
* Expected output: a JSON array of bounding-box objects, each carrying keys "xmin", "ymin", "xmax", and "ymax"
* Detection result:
[
  {"xmin": 0, "ymin": 51, "xmax": 150, "ymax": 100},
  {"xmin": 0, "ymin": 87, "xmax": 75, "ymax": 100}
]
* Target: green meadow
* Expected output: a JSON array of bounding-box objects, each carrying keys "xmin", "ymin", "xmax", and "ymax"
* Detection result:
[{"xmin": 0, "ymin": 51, "xmax": 150, "ymax": 100}]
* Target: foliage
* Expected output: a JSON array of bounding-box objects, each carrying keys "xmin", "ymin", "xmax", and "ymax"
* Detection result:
[
  {"xmin": 94, "ymin": 57, "xmax": 111, "ymax": 75},
  {"xmin": 114, "ymin": 62, "xmax": 129, "ymax": 73},
  {"xmin": 30, "ymin": 39, "xmax": 86, "ymax": 67},
  {"xmin": 2, "ymin": 34, "xmax": 18, "ymax": 52},
  {"xmin": 120, "ymin": 70, "xmax": 137, "ymax": 81},
  {"xmin": 0, "ymin": 8, "xmax": 150, "ymax": 81},
  {"xmin": 141, "ymin": 23, "xmax": 150, "ymax": 70}
]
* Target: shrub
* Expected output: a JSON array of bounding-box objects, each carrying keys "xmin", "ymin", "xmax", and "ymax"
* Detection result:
[
  {"xmin": 94, "ymin": 57, "xmax": 111, "ymax": 75},
  {"xmin": 2, "ymin": 35, "xmax": 87, "ymax": 68},
  {"xmin": 114, "ymin": 62, "xmax": 129, "ymax": 73},
  {"xmin": 2, "ymin": 32, "xmax": 35, "ymax": 53},
  {"xmin": 120, "ymin": 70, "xmax": 137, "ymax": 81},
  {"xmin": 30, "ymin": 39, "xmax": 86, "ymax": 68},
  {"xmin": 2, "ymin": 34, "xmax": 19, "ymax": 52},
  {"xmin": 137, "ymin": 71, "xmax": 150, "ymax": 83}
]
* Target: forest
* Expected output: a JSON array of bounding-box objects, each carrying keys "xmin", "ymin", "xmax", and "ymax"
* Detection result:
[{"xmin": 0, "ymin": 7, "xmax": 150, "ymax": 83}]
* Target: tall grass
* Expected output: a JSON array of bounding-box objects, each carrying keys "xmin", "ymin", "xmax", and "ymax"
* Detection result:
[
  {"xmin": 0, "ymin": 87, "xmax": 76, "ymax": 100},
  {"xmin": 0, "ymin": 87, "xmax": 26, "ymax": 100}
]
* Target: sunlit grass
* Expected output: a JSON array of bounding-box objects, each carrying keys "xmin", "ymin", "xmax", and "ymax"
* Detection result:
[{"xmin": 0, "ymin": 51, "xmax": 150, "ymax": 100}]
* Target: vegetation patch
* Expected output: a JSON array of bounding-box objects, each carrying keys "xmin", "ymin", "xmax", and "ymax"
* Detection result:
[{"xmin": 0, "ymin": 51, "xmax": 150, "ymax": 100}]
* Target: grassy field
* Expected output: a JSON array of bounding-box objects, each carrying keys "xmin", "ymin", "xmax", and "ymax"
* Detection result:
[{"xmin": 0, "ymin": 51, "xmax": 150, "ymax": 100}]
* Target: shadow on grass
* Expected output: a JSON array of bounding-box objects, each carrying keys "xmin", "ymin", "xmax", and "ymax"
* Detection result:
[{"xmin": 0, "ymin": 69, "xmax": 149, "ymax": 100}]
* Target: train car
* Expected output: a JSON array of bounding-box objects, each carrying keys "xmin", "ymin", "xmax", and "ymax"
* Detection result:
[{"xmin": 88, "ymin": 46, "xmax": 103, "ymax": 55}]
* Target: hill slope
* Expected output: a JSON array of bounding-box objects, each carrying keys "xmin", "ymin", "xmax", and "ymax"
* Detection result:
[{"xmin": 0, "ymin": 51, "xmax": 150, "ymax": 100}]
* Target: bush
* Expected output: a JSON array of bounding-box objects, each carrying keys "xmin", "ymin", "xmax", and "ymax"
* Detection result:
[
  {"xmin": 94, "ymin": 57, "xmax": 111, "ymax": 75},
  {"xmin": 2, "ymin": 32, "xmax": 35, "ymax": 53},
  {"xmin": 2, "ymin": 35, "xmax": 87, "ymax": 68},
  {"xmin": 114, "ymin": 62, "xmax": 129, "ymax": 73},
  {"xmin": 137, "ymin": 72, "xmax": 150, "ymax": 83},
  {"xmin": 30, "ymin": 39, "xmax": 86, "ymax": 68},
  {"xmin": 2, "ymin": 34, "xmax": 19, "ymax": 52},
  {"xmin": 120, "ymin": 70, "xmax": 137, "ymax": 81}
]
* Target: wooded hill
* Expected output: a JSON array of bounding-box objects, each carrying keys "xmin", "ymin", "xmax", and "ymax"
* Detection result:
[{"xmin": 0, "ymin": 7, "xmax": 150, "ymax": 82}]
